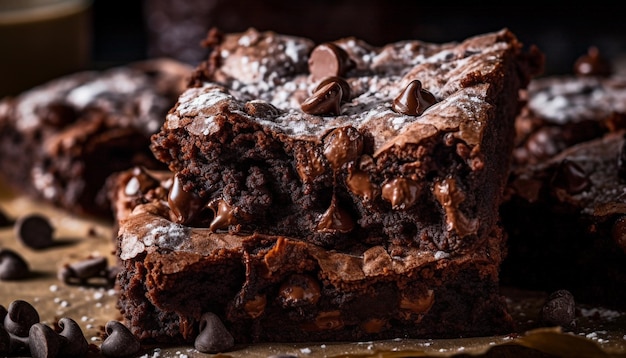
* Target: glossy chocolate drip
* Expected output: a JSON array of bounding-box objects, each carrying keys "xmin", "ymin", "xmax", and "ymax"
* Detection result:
[
  {"xmin": 433, "ymin": 178, "xmax": 478, "ymax": 237},
  {"xmin": 316, "ymin": 195, "xmax": 354, "ymax": 233},
  {"xmin": 208, "ymin": 199, "xmax": 237, "ymax": 231},
  {"xmin": 381, "ymin": 177, "xmax": 420, "ymax": 210},
  {"xmin": 323, "ymin": 126, "xmax": 363, "ymax": 171},
  {"xmin": 167, "ymin": 173, "xmax": 206, "ymax": 224}
]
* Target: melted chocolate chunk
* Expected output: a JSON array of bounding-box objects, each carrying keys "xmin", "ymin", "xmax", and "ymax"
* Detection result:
[
  {"xmin": 14, "ymin": 214, "xmax": 54, "ymax": 250},
  {"xmin": 540, "ymin": 289, "xmax": 576, "ymax": 329},
  {"xmin": 100, "ymin": 321, "xmax": 141, "ymax": 357},
  {"xmin": 381, "ymin": 177, "xmax": 420, "ymax": 210},
  {"xmin": 308, "ymin": 43, "xmax": 355, "ymax": 80},
  {"xmin": 392, "ymin": 80, "xmax": 437, "ymax": 116},
  {"xmin": 323, "ymin": 126, "xmax": 363, "ymax": 170},
  {"xmin": 194, "ymin": 312, "xmax": 235, "ymax": 354},
  {"xmin": 278, "ymin": 274, "xmax": 321, "ymax": 307},
  {"xmin": 315, "ymin": 76, "xmax": 351, "ymax": 102},
  {"xmin": 551, "ymin": 159, "xmax": 591, "ymax": 195},
  {"xmin": 316, "ymin": 196, "xmax": 354, "ymax": 233},
  {"xmin": 301, "ymin": 81, "xmax": 343, "ymax": 116},
  {"xmin": 168, "ymin": 173, "xmax": 206, "ymax": 224},
  {"xmin": 0, "ymin": 248, "xmax": 30, "ymax": 280},
  {"xmin": 208, "ymin": 199, "xmax": 237, "ymax": 232},
  {"xmin": 573, "ymin": 46, "xmax": 612, "ymax": 77}
]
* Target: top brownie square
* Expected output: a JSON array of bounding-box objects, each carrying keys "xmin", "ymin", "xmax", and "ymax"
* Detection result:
[{"xmin": 150, "ymin": 27, "xmax": 543, "ymax": 254}]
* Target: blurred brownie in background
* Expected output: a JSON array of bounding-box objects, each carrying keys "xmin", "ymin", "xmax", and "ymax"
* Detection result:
[{"xmin": 0, "ymin": 58, "xmax": 191, "ymax": 219}]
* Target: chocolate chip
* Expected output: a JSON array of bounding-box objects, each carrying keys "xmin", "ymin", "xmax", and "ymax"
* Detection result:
[
  {"xmin": 0, "ymin": 326, "xmax": 10, "ymax": 356},
  {"xmin": 315, "ymin": 76, "xmax": 351, "ymax": 102},
  {"xmin": 60, "ymin": 256, "xmax": 108, "ymax": 282},
  {"xmin": 194, "ymin": 312, "xmax": 234, "ymax": 354},
  {"xmin": 540, "ymin": 289, "xmax": 576, "ymax": 329},
  {"xmin": 308, "ymin": 43, "xmax": 355, "ymax": 80},
  {"xmin": 323, "ymin": 126, "xmax": 363, "ymax": 170},
  {"xmin": 4, "ymin": 300, "xmax": 40, "ymax": 337},
  {"xmin": 14, "ymin": 213, "xmax": 54, "ymax": 250},
  {"xmin": 267, "ymin": 355, "xmax": 298, "ymax": 358},
  {"xmin": 100, "ymin": 320, "xmax": 141, "ymax": 357},
  {"xmin": 301, "ymin": 80, "xmax": 343, "ymax": 116},
  {"xmin": 573, "ymin": 46, "xmax": 612, "ymax": 77},
  {"xmin": 392, "ymin": 80, "xmax": 437, "ymax": 116},
  {"xmin": 244, "ymin": 100, "xmax": 280, "ymax": 118},
  {"xmin": 29, "ymin": 323, "xmax": 61, "ymax": 358},
  {"xmin": 550, "ymin": 159, "xmax": 591, "ymax": 195},
  {"xmin": 0, "ymin": 208, "xmax": 10, "ymax": 227},
  {"xmin": 168, "ymin": 173, "xmax": 206, "ymax": 224},
  {"xmin": 0, "ymin": 248, "xmax": 30, "ymax": 280},
  {"xmin": 58, "ymin": 317, "xmax": 89, "ymax": 357}
]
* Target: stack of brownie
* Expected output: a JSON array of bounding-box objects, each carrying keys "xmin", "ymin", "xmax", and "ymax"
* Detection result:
[{"xmin": 111, "ymin": 27, "xmax": 543, "ymax": 346}]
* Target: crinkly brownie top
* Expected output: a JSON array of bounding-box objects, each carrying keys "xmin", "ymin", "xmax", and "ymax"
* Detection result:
[{"xmin": 166, "ymin": 28, "xmax": 538, "ymax": 154}]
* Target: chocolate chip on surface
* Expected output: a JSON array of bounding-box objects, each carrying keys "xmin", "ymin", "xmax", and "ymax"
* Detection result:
[
  {"xmin": 194, "ymin": 312, "xmax": 235, "ymax": 354},
  {"xmin": 58, "ymin": 317, "xmax": 89, "ymax": 357},
  {"xmin": 315, "ymin": 76, "xmax": 351, "ymax": 102},
  {"xmin": 0, "ymin": 248, "xmax": 30, "ymax": 280},
  {"xmin": 29, "ymin": 323, "xmax": 61, "ymax": 358},
  {"xmin": 14, "ymin": 213, "xmax": 55, "ymax": 250},
  {"xmin": 100, "ymin": 320, "xmax": 141, "ymax": 357},
  {"xmin": 5, "ymin": 300, "xmax": 40, "ymax": 337},
  {"xmin": 301, "ymin": 80, "xmax": 344, "ymax": 116},
  {"xmin": 540, "ymin": 289, "xmax": 576, "ymax": 329},
  {"xmin": 308, "ymin": 43, "xmax": 355, "ymax": 80},
  {"xmin": 59, "ymin": 256, "xmax": 108, "ymax": 283},
  {"xmin": 392, "ymin": 80, "xmax": 437, "ymax": 116}
]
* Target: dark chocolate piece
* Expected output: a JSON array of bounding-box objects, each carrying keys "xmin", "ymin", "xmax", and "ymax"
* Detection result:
[
  {"xmin": 100, "ymin": 321, "xmax": 141, "ymax": 357},
  {"xmin": 58, "ymin": 317, "xmax": 89, "ymax": 358},
  {"xmin": 308, "ymin": 43, "xmax": 355, "ymax": 81},
  {"xmin": 540, "ymin": 290, "xmax": 576, "ymax": 329},
  {"xmin": 4, "ymin": 300, "xmax": 40, "ymax": 337},
  {"xmin": 14, "ymin": 214, "xmax": 54, "ymax": 250},
  {"xmin": 0, "ymin": 248, "xmax": 30, "ymax": 280},
  {"xmin": 194, "ymin": 312, "xmax": 235, "ymax": 354},
  {"xmin": 29, "ymin": 323, "xmax": 61, "ymax": 358}
]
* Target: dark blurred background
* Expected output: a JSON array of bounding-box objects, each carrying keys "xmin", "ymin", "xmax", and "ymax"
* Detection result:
[
  {"xmin": 91, "ymin": 1, "xmax": 626, "ymax": 77},
  {"xmin": 2, "ymin": 0, "xmax": 625, "ymax": 98}
]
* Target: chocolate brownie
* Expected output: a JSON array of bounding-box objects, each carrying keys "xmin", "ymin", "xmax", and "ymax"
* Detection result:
[
  {"xmin": 501, "ymin": 132, "xmax": 626, "ymax": 309},
  {"xmin": 0, "ymin": 59, "xmax": 192, "ymax": 218},
  {"xmin": 116, "ymin": 28, "xmax": 543, "ymax": 344},
  {"xmin": 513, "ymin": 47, "xmax": 626, "ymax": 166}
]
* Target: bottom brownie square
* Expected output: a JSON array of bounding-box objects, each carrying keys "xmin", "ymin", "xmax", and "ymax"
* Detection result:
[{"xmin": 113, "ymin": 168, "xmax": 514, "ymax": 344}]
